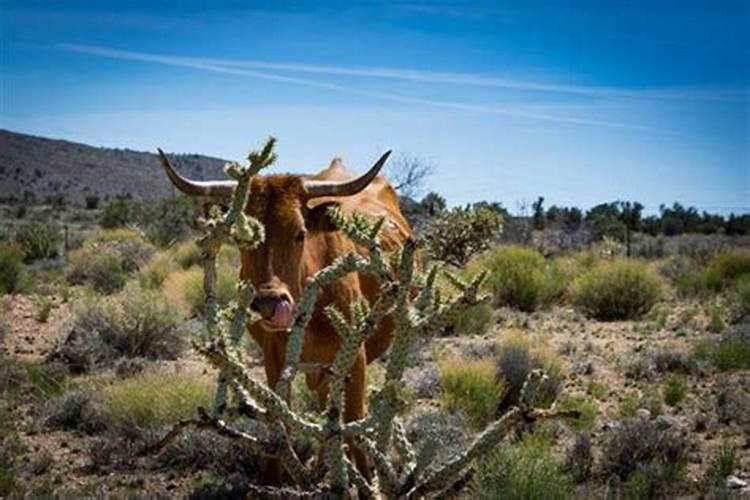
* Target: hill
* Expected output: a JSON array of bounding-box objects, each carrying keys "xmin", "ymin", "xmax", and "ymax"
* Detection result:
[{"xmin": 0, "ymin": 129, "xmax": 228, "ymax": 205}]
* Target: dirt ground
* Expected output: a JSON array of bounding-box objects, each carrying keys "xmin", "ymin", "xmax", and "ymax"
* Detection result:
[{"xmin": 1, "ymin": 291, "xmax": 749, "ymax": 498}]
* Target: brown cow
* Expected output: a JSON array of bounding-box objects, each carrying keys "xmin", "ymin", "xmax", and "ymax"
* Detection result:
[{"xmin": 159, "ymin": 150, "xmax": 413, "ymax": 478}]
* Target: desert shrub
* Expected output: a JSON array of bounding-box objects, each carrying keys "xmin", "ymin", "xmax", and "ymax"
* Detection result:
[
  {"xmin": 71, "ymin": 249, "xmax": 128, "ymax": 294},
  {"xmin": 470, "ymin": 433, "xmax": 572, "ymax": 500},
  {"xmin": 405, "ymin": 407, "xmax": 470, "ymax": 466},
  {"xmin": 603, "ymin": 419, "xmax": 688, "ymax": 491},
  {"xmin": 138, "ymin": 252, "xmax": 176, "ymax": 289},
  {"xmin": 157, "ymin": 428, "xmax": 263, "ymax": 477},
  {"xmin": 663, "ymin": 374, "xmax": 687, "ymax": 406},
  {"xmin": 162, "ymin": 264, "xmax": 237, "ymax": 317},
  {"xmin": 99, "ymin": 197, "xmax": 141, "ymax": 228},
  {"xmin": 450, "ymin": 303, "xmax": 493, "ymax": 336},
  {"xmin": 424, "ymin": 205, "xmax": 503, "ymax": 266},
  {"xmin": 87, "ymin": 228, "xmax": 155, "ymax": 271},
  {"xmin": 103, "ymin": 371, "xmax": 212, "ymax": 432},
  {"xmin": 469, "ymin": 246, "xmax": 566, "ymax": 312},
  {"xmin": 694, "ymin": 327, "xmax": 750, "ymax": 371},
  {"xmin": 651, "ymin": 348, "xmax": 693, "ymax": 374},
  {"xmin": 728, "ymin": 275, "xmax": 750, "ymax": 323},
  {"xmin": 141, "ymin": 196, "xmax": 196, "ymax": 246},
  {"xmin": 704, "ymin": 251, "xmax": 750, "ymax": 290},
  {"xmin": 67, "ymin": 229, "xmax": 154, "ymax": 293},
  {"xmin": 58, "ymin": 285, "xmax": 184, "ymax": 371},
  {"xmin": 38, "ymin": 388, "xmax": 106, "ymax": 434},
  {"xmin": 557, "ymin": 395, "xmax": 598, "ymax": 431},
  {"xmin": 15, "ymin": 215, "xmax": 62, "ymax": 262},
  {"xmin": 573, "ymin": 259, "xmax": 662, "ymax": 321},
  {"xmin": 495, "ymin": 330, "xmax": 563, "ymax": 409},
  {"xmin": 564, "ymin": 433, "xmax": 593, "ymax": 483},
  {"xmin": 0, "ymin": 244, "xmax": 26, "ymax": 295},
  {"xmin": 171, "ymin": 240, "xmax": 202, "ymax": 269},
  {"xmin": 438, "ymin": 356, "xmax": 503, "ymax": 426}
]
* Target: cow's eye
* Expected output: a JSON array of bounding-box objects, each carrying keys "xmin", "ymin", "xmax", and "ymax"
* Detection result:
[{"xmin": 296, "ymin": 230, "xmax": 307, "ymax": 242}]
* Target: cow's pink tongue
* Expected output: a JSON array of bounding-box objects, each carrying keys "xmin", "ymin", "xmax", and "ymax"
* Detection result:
[{"xmin": 271, "ymin": 301, "xmax": 293, "ymax": 327}]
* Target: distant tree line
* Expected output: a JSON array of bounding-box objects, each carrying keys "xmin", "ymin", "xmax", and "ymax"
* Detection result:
[{"xmin": 405, "ymin": 193, "xmax": 750, "ymax": 240}]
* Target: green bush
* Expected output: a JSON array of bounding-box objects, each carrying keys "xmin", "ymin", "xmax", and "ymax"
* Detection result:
[
  {"xmin": 728, "ymin": 276, "xmax": 750, "ymax": 323},
  {"xmin": 470, "ymin": 433, "xmax": 572, "ymax": 500},
  {"xmin": 99, "ymin": 197, "xmax": 141, "ymax": 229},
  {"xmin": 424, "ymin": 206, "xmax": 503, "ymax": 266},
  {"xmin": 469, "ymin": 246, "xmax": 566, "ymax": 312},
  {"xmin": 573, "ymin": 259, "xmax": 662, "ymax": 321},
  {"xmin": 557, "ymin": 396, "xmax": 598, "ymax": 431},
  {"xmin": 438, "ymin": 357, "xmax": 503, "ymax": 426},
  {"xmin": 450, "ymin": 303, "xmax": 494, "ymax": 336},
  {"xmin": 0, "ymin": 244, "xmax": 26, "ymax": 295},
  {"xmin": 704, "ymin": 251, "xmax": 750, "ymax": 290},
  {"xmin": 142, "ymin": 197, "xmax": 196, "ymax": 246},
  {"xmin": 15, "ymin": 216, "xmax": 62, "ymax": 262},
  {"xmin": 171, "ymin": 240, "xmax": 203, "ymax": 269},
  {"xmin": 495, "ymin": 330, "xmax": 563, "ymax": 409},
  {"xmin": 89, "ymin": 250, "xmax": 128, "ymax": 294},
  {"xmin": 84, "ymin": 195, "xmax": 100, "ymax": 210}
]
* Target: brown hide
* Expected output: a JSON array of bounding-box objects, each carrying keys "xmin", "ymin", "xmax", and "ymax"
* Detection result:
[{"xmin": 238, "ymin": 158, "xmax": 412, "ymax": 476}]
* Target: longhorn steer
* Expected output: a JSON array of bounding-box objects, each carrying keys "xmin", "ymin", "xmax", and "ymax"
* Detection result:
[{"xmin": 159, "ymin": 149, "xmax": 413, "ymax": 478}]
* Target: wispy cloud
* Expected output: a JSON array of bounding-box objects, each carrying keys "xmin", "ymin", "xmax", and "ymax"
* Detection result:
[
  {"xmin": 58, "ymin": 43, "xmax": 670, "ymax": 131},
  {"xmin": 177, "ymin": 56, "xmax": 743, "ymax": 102}
]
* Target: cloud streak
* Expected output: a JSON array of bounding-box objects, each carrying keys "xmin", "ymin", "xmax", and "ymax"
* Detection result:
[{"xmin": 58, "ymin": 43, "xmax": 669, "ymax": 132}]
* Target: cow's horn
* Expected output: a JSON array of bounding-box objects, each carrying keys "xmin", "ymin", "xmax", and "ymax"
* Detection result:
[
  {"xmin": 303, "ymin": 150, "xmax": 391, "ymax": 198},
  {"xmin": 158, "ymin": 148, "xmax": 236, "ymax": 198}
]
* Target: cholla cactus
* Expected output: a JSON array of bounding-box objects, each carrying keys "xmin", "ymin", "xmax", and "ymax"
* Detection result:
[{"xmin": 151, "ymin": 138, "xmax": 577, "ymax": 498}]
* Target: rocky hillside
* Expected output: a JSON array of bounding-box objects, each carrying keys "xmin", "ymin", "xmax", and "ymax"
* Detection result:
[{"xmin": 0, "ymin": 129, "xmax": 227, "ymax": 205}]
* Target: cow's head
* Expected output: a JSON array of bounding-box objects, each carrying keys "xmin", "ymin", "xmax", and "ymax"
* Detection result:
[{"xmin": 158, "ymin": 150, "xmax": 391, "ymax": 331}]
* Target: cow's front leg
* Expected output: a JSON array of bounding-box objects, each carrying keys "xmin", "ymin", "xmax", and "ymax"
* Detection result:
[
  {"xmin": 344, "ymin": 345, "xmax": 370, "ymax": 477},
  {"xmin": 260, "ymin": 335, "xmax": 288, "ymax": 485}
]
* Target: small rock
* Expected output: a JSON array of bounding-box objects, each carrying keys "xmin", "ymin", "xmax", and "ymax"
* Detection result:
[
  {"xmin": 726, "ymin": 475, "xmax": 747, "ymax": 489},
  {"xmin": 655, "ymin": 415, "xmax": 680, "ymax": 429},
  {"xmin": 602, "ymin": 421, "xmax": 620, "ymax": 432},
  {"xmin": 636, "ymin": 409, "xmax": 651, "ymax": 420}
]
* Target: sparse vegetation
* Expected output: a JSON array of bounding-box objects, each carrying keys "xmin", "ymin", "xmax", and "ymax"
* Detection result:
[
  {"xmin": 470, "ymin": 433, "xmax": 572, "ymax": 500},
  {"xmin": 663, "ymin": 374, "xmax": 687, "ymax": 406},
  {"xmin": 573, "ymin": 259, "xmax": 662, "ymax": 320}
]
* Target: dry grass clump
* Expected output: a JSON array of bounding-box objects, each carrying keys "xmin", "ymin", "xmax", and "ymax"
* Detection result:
[
  {"xmin": 573, "ymin": 259, "xmax": 662, "ymax": 321},
  {"xmin": 468, "ymin": 246, "xmax": 566, "ymax": 312},
  {"xmin": 138, "ymin": 251, "xmax": 177, "ymax": 290},
  {"xmin": 438, "ymin": 356, "xmax": 503, "ymax": 426},
  {"xmin": 161, "ymin": 264, "xmax": 237, "ymax": 317},
  {"xmin": 55, "ymin": 284, "xmax": 184, "ymax": 371},
  {"xmin": 103, "ymin": 370, "xmax": 213, "ymax": 432},
  {"xmin": 495, "ymin": 330, "xmax": 563, "ymax": 409}
]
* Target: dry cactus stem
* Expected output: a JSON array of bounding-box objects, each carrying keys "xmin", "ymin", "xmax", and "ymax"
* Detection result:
[{"xmin": 149, "ymin": 137, "xmax": 578, "ymax": 499}]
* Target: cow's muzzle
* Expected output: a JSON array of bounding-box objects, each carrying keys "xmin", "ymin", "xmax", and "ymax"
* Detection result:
[{"xmin": 251, "ymin": 293, "xmax": 294, "ymax": 330}]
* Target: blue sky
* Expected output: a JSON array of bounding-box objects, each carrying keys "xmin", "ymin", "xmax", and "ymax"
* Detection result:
[{"xmin": 1, "ymin": 0, "xmax": 748, "ymax": 214}]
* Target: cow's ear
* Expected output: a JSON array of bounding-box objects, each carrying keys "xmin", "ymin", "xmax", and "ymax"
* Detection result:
[{"xmin": 305, "ymin": 201, "xmax": 340, "ymax": 232}]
